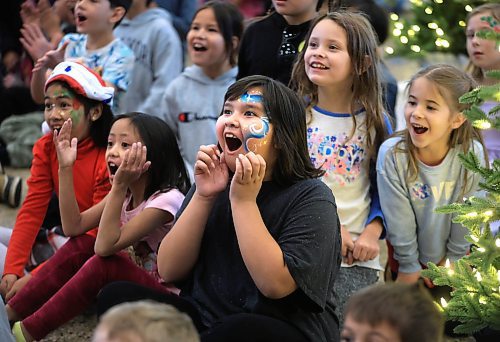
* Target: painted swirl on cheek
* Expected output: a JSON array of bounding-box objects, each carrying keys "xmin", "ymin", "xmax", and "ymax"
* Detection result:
[{"xmin": 243, "ymin": 117, "xmax": 270, "ymax": 152}]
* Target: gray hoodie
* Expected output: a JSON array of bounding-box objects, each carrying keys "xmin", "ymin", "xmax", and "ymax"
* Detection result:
[
  {"xmin": 162, "ymin": 65, "xmax": 238, "ymax": 177},
  {"xmin": 114, "ymin": 8, "xmax": 182, "ymax": 116}
]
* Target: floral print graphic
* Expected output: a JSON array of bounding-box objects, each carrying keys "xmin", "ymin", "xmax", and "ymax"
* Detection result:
[{"xmin": 307, "ymin": 127, "xmax": 366, "ymax": 186}]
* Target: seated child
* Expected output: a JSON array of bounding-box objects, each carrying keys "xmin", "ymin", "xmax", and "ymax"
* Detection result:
[{"xmin": 342, "ymin": 282, "xmax": 445, "ymax": 342}]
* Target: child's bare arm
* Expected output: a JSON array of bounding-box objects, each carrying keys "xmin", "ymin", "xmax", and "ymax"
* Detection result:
[
  {"xmin": 158, "ymin": 144, "xmax": 227, "ymax": 282},
  {"xmin": 55, "ymin": 119, "xmax": 105, "ymax": 236},
  {"xmin": 230, "ymin": 152, "xmax": 297, "ymax": 299},
  {"xmin": 95, "ymin": 143, "xmax": 152, "ymax": 256}
]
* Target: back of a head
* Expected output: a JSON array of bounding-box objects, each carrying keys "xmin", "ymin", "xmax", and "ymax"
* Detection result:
[
  {"xmin": 225, "ymin": 75, "xmax": 323, "ymax": 185},
  {"xmin": 345, "ymin": 283, "xmax": 445, "ymax": 342},
  {"xmin": 99, "ymin": 301, "xmax": 199, "ymax": 342},
  {"xmin": 108, "ymin": 0, "xmax": 133, "ymax": 27}
]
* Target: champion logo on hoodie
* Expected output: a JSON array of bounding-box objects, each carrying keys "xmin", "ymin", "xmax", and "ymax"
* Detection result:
[{"xmin": 178, "ymin": 112, "xmax": 218, "ymax": 123}]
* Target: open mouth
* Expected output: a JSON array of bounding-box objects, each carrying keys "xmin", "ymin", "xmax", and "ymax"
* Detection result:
[
  {"xmin": 225, "ymin": 133, "xmax": 242, "ymax": 152},
  {"xmin": 412, "ymin": 124, "xmax": 428, "ymax": 134},
  {"xmin": 310, "ymin": 62, "xmax": 328, "ymax": 70},
  {"xmin": 108, "ymin": 162, "xmax": 119, "ymax": 175},
  {"xmin": 193, "ymin": 43, "xmax": 207, "ymax": 52},
  {"xmin": 77, "ymin": 14, "xmax": 87, "ymax": 23}
]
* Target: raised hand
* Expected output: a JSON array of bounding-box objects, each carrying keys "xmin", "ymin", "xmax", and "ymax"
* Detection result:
[
  {"xmin": 20, "ymin": 23, "xmax": 54, "ymax": 61},
  {"xmin": 229, "ymin": 152, "xmax": 266, "ymax": 204},
  {"xmin": 113, "ymin": 142, "xmax": 151, "ymax": 188},
  {"xmin": 33, "ymin": 40, "xmax": 69, "ymax": 72},
  {"xmin": 20, "ymin": 0, "xmax": 40, "ymax": 26},
  {"xmin": 194, "ymin": 144, "xmax": 229, "ymax": 199},
  {"xmin": 53, "ymin": 119, "xmax": 78, "ymax": 169}
]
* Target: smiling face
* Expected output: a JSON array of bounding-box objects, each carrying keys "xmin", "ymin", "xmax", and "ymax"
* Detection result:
[
  {"xmin": 187, "ymin": 7, "xmax": 231, "ymax": 79},
  {"xmin": 44, "ymin": 83, "xmax": 93, "ymax": 141},
  {"xmin": 105, "ymin": 118, "xmax": 143, "ymax": 182},
  {"xmin": 304, "ymin": 19, "xmax": 353, "ymax": 90},
  {"xmin": 215, "ymin": 87, "xmax": 276, "ymax": 176},
  {"xmin": 466, "ymin": 12, "xmax": 500, "ymax": 73},
  {"xmin": 341, "ymin": 315, "xmax": 401, "ymax": 342},
  {"xmin": 404, "ymin": 77, "xmax": 465, "ymax": 165}
]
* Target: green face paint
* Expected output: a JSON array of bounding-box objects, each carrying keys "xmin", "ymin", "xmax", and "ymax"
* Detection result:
[{"xmin": 70, "ymin": 109, "xmax": 83, "ymax": 125}]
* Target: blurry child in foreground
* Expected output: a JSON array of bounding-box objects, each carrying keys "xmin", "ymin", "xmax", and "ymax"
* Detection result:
[
  {"xmin": 341, "ymin": 282, "xmax": 444, "ymax": 342},
  {"xmin": 93, "ymin": 301, "xmax": 199, "ymax": 342}
]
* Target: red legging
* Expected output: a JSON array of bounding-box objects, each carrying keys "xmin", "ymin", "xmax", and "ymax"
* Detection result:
[{"xmin": 8, "ymin": 235, "xmax": 170, "ymax": 340}]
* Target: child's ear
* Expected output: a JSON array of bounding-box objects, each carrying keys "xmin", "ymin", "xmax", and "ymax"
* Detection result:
[
  {"xmin": 451, "ymin": 112, "xmax": 466, "ymax": 129},
  {"xmin": 110, "ymin": 6, "xmax": 126, "ymax": 25},
  {"xmin": 90, "ymin": 104, "xmax": 103, "ymax": 122}
]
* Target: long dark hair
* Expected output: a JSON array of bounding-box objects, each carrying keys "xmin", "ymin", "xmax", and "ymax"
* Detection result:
[
  {"xmin": 112, "ymin": 113, "xmax": 191, "ymax": 199},
  {"xmin": 224, "ymin": 75, "xmax": 324, "ymax": 186}
]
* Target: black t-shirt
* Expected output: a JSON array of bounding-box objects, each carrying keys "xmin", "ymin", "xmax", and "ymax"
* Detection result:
[
  {"xmin": 237, "ymin": 12, "xmax": 313, "ymax": 86},
  {"xmin": 178, "ymin": 179, "xmax": 341, "ymax": 341}
]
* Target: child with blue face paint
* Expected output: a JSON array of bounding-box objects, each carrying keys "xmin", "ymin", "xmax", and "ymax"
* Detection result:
[{"xmin": 96, "ymin": 75, "xmax": 343, "ymax": 342}]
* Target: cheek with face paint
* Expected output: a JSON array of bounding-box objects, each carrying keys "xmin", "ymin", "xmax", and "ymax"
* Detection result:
[
  {"xmin": 70, "ymin": 98, "xmax": 85, "ymax": 125},
  {"xmin": 242, "ymin": 116, "xmax": 271, "ymax": 153}
]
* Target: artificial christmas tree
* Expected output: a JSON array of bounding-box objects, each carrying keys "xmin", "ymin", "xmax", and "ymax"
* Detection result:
[{"xmin": 421, "ymin": 14, "xmax": 500, "ymax": 337}]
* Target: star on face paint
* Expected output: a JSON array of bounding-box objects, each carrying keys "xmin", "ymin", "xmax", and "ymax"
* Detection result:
[{"xmin": 238, "ymin": 91, "xmax": 264, "ymax": 103}]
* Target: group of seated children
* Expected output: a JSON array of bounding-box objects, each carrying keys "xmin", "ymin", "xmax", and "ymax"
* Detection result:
[{"xmin": 0, "ymin": 0, "xmax": 498, "ymax": 341}]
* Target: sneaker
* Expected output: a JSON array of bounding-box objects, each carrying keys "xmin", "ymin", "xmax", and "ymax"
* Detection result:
[
  {"xmin": 1, "ymin": 175, "xmax": 22, "ymax": 208},
  {"xmin": 0, "ymin": 163, "xmax": 22, "ymax": 208}
]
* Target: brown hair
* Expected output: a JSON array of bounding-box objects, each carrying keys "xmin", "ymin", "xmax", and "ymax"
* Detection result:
[
  {"xmin": 465, "ymin": 4, "xmax": 500, "ymax": 83},
  {"xmin": 396, "ymin": 64, "xmax": 487, "ymax": 196},
  {"xmin": 344, "ymin": 283, "xmax": 445, "ymax": 342},
  {"xmin": 291, "ymin": 10, "xmax": 389, "ymax": 161}
]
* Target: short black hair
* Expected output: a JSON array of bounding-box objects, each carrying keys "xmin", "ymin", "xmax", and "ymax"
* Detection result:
[
  {"xmin": 223, "ymin": 75, "xmax": 323, "ymax": 186},
  {"xmin": 112, "ymin": 113, "xmax": 191, "ymax": 200},
  {"xmin": 109, "ymin": 0, "xmax": 132, "ymax": 28}
]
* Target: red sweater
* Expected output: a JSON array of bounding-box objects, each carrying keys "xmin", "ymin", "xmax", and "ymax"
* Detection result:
[{"xmin": 4, "ymin": 134, "xmax": 110, "ymax": 278}]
